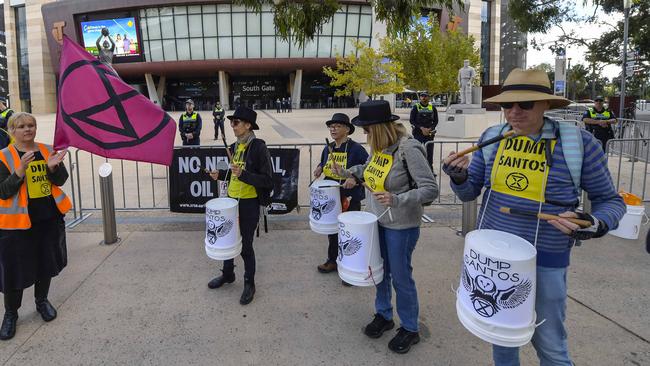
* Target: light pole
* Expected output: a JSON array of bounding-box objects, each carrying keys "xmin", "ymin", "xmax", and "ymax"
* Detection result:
[
  {"xmin": 619, "ymin": 0, "xmax": 632, "ymax": 119},
  {"xmin": 567, "ymin": 57, "xmax": 572, "ymax": 100}
]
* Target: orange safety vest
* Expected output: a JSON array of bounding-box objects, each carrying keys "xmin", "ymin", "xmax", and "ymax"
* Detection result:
[{"xmin": 0, "ymin": 143, "xmax": 72, "ymax": 229}]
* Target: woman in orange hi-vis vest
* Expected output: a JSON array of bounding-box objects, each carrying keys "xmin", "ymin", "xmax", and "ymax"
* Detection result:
[{"xmin": 0, "ymin": 112, "xmax": 71, "ymax": 341}]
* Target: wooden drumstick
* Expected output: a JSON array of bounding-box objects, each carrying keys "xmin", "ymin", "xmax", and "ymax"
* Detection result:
[
  {"xmin": 499, "ymin": 207, "xmax": 592, "ymax": 228},
  {"xmin": 456, "ymin": 130, "xmax": 516, "ymax": 157},
  {"xmin": 222, "ymin": 135, "xmax": 233, "ymax": 161},
  {"xmin": 350, "ymin": 172, "xmax": 374, "ymax": 193}
]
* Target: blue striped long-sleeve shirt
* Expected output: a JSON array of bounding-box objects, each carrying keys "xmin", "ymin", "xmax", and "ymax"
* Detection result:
[{"xmin": 451, "ymin": 119, "xmax": 625, "ymax": 268}]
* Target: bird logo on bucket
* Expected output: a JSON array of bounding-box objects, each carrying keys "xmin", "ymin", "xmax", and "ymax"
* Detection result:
[
  {"xmin": 206, "ymin": 220, "xmax": 234, "ymax": 244},
  {"xmin": 311, "ymin": 198, "xmax": 336, "ymax": 220},
  {"xmin": 338, "ymin": 237, "xmax": 363, "ymax": 261},
  {"xmin": 461, "ymin": 265, "xmax": 532, "ymax": 318}
]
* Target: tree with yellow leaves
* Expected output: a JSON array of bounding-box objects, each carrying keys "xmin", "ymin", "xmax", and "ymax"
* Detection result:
[{"xmin": 323, "ymin": 39, "xmax": 405, "ymax": 99}]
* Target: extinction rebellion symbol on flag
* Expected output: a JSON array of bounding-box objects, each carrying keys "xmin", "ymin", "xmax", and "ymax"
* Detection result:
[
  {"xmin": 59, "ymin": 59, "xmax": 172, "ymax": 150},
  {"xmin": 54, "ymin": 35, "xmax": 176, "ymax": 166}
]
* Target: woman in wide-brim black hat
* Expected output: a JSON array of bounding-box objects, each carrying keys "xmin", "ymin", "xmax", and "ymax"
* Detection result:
[
  {"xmin": 333, "ymin": 100, "xmax": 439, "ymax": 354},
  {"xmin": 207, "ymin": 106, "xmax": 273, "ymax": 306},
  {"xmin": 312, "ymin": 113, "xmax": 368, "ymax": 280}
]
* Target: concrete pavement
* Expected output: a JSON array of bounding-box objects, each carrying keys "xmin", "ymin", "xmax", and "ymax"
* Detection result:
[{"xmin": 0, "ymin": 213, "xmax": 648, "ymax": 365}]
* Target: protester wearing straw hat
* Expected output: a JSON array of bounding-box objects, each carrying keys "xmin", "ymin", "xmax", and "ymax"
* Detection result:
[
  {"xmin": 332, "ymin": 100, "xmax": 438, "ymax": 354},
  {"xmin": 442, "ymin": 68, "xmax": 625, "ymax": 365},
  {"xmin": 207, "ymin": 106, "xmax": 273, "ymax": 305},
  {"xmin": 582, "ymin": 96, "xmax": 617, "ymax": 151},
  {"xmin": 178, "ymin": 99, "xmax": 202, "ymax": 146},
  {"xmin": 313, "ymin": 113, "xmax": 368, "ymax": 279}
]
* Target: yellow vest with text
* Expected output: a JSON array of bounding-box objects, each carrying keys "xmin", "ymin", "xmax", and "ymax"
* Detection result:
[{"xmin": 0, "ymin": 143, "xmax": 72, "ymax": 229}]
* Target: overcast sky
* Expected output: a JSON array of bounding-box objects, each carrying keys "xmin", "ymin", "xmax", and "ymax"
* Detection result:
[{"xmin": 525, "ymin": 3, "xmax": 624, "ymax": 80}]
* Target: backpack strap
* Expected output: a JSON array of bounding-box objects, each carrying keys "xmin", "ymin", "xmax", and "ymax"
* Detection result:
[
  {"xmin": 480, "ymin": 123, "xmax": 509, "ymax": 165},
  {"xmin": 556, "ymin": 120, "xmax": 583, "ymax": 192}
]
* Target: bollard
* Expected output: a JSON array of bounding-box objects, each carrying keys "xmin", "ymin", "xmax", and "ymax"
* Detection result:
[
  {"xmin": 99, "ymin": 163, "xmax": 119, "ymax": 245},
  {"xmin": 461, "ymin": 199, "xmax": 478, "ymax": 236}
]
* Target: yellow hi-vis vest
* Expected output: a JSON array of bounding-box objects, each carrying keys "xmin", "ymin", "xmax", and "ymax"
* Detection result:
[
  {"xmin": 0, "ymin": 143, "xmax": 72, "ymax": 229},
  {"xmin": 587, "ymin": 107, "xmax": 612, "ymax": 120}
]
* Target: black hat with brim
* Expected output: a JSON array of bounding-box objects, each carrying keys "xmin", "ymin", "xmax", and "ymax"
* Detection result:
[
  {"xmin": 227, "ymin": 106, "xmax": 259, "ymax": 130},
  {"xmin": 325, "ymin": 113, "xmax": 355, "ymax": 134},
  {"xmin": 351, "ymin": 100, "xmax": 400, "ymax": 127}
]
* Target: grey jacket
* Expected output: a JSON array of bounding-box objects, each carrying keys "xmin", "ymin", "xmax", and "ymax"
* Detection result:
[{"xmin": 347, "ymin": 137, "xmax": 439, "ymax": 229}]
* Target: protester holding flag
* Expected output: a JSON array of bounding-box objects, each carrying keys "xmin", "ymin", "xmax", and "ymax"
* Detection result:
[
  {"xmin": 207, "ymin": 106, "xmax": 273, "ymax": 306},
  {"xmin": 312, "ymin": 113, "xmax": 368, "ymax": 280},
  {"xmin": 0, "ymin": 113, "xmax": 72, "ymax": 340},
  {"xmin": 332, "ymin": 100, "xmax": 438, "ymax": 354},
  {"xmin": 178, "ymin": 99, "xmax": 202, "ymax": 146}
]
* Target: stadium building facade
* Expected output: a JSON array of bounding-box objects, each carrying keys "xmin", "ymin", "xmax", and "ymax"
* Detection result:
[{"xmin": 5, "ymin": 0, "xmax": 525, "ymax": 113}]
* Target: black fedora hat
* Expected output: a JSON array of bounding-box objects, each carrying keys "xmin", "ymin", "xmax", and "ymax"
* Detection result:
[
  {"xmin": 351, "ymin": 100, "xmax": 400, "ymax": 127},
  {"xmin": 325, "ymin": 113, "xmax": 355, "ymax": 134},
  {"xmin": 227, "ymin": 106, "xmax": 259, "ymax": 130}
]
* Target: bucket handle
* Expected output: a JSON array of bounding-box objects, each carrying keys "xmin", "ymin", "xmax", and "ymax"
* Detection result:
[
  {"xmin": 535, "ymin": 318, "xmax": 547, "ymax": 328},
  {"xmin": 643, "ymin": 212, "xmax": 650, "ymax": 226}
]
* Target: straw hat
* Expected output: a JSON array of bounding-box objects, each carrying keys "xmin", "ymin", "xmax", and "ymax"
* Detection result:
[{"xmin": 484, "ymin": 68, "xmax": 571, "ymax": 109}]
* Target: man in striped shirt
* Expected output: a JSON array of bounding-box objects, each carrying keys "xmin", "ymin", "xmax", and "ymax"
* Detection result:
[{"xmin": 443, "ymin": 69, "xmax": 625, "ymax": 366}]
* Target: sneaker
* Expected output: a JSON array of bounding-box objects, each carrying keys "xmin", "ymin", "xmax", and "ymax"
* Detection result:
[
  {"xmin": 317, "ymin": 261, "xmax": 337, "ymax": 273},
  {"xmin": 364, "ymin": 314, "xmax": 394, "ymax": 339},
  {"xmin": 341, "ymin": 280, "xmax": 353, "ymax": 287},
  {"xmin": 388, "ymin": 327, "xmax": 420, "ymax": 354}
]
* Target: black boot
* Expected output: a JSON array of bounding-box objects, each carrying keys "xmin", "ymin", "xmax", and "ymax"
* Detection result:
[
  {"xmin": 239, "ymin": 280, "xmax": 255, "ymax": 305},
  {"xmin": 0, "ymin": 312, "xmax": 17, "ymax": 340},
  {"xmin": 35, "ymin": 300, "xmax": 57, "ymax": 322},
  {"xmin": 208, "ymin": 270, "xmax": 235, "ymax": 289}
]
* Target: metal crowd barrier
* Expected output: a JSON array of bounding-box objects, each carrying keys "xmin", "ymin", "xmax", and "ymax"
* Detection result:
[
  {"xmin": 66, "ymin": 140, "xmax": 479, "ymax": 221},
  {"xmin": 606, "ymin": 138, "xmax": 650, "ymax": 202}
]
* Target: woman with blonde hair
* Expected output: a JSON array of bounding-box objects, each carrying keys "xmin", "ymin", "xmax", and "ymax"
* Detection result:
[
  {"xmin": 334, "ymin": 100, "xmax": 438, "ymax": 354},
  {"xmin": 0, "ymin": 112, "xmax": 71, "ymax": 340}
]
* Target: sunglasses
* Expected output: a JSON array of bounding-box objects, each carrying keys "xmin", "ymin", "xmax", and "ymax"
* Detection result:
[{"xmin": 499, "ymin": 101, "xmax": 536, "ymax": 110}]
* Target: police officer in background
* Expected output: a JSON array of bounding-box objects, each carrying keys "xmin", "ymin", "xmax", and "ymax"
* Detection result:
[
  {"xmin": 409, "ymin": 92, "xmax": 438, "ymax": 165},
  {"xmin": 212, "ymin": 101, "xmax": 225, "ymax": 140},
  {"xmin": 178, "ymin": 99, "xmax": 202, "ymax": 146},
  {"xmin": 0, "ymin": 98, "xmax": 14, "ymax": 149},
  {"xmin": 582, "ymin": 96, "xmax": 617, "ymax": 151}
]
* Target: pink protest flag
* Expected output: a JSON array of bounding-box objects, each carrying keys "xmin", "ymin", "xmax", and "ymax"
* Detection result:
[{"xmin": 54, "ymin": 35, "xmax": 176, "ymax": 166}]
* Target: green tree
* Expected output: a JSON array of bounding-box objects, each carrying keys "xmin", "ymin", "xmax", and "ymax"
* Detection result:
[
  {"xmin": 381, "ymin": 18, "xmax": 480, "ymax": 103},
  {"xmin": 531, "ymin": 63, "xmax": 555, "ymax": 84},
  {"xmin": 233, "ymin": 0, "xmax": 463, "ymax": 47},
  {"xmin": 322, "ymin": 40, "xmax": 405, "ymax": 98}
]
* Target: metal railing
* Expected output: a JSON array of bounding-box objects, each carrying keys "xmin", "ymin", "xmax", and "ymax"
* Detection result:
[{"xmin": 606, "ymin": 138, "xmax": 650, "ymax": 202}]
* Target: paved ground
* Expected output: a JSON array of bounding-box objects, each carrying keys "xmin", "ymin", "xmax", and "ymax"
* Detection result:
[
  {"xmin": 0, "ymin": 216, "xmax": 648, "ymax": 365},
  {"xmin": 2, "ymin": 108, "xmax": 647, "ymax": 365}
]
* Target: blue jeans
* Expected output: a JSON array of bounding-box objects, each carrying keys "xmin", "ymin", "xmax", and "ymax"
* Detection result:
[
  {"xmin": 492, "ymin": 266, "xmax": 572, "ymax": 366},
  {"xmin": 375, "ymin": 225, "xmax": 420, "ymax": 332}
]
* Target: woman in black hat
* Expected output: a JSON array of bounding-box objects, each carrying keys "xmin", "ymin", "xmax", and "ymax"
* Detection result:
[
  {"xmin": 312, "ymin": 113, "xmax": 368, "ymax": 278},
  {"xmin": 333, "ymin": 100, "xmax": 438, "ymax": 354},
  {"xmin": 207, "ymin": 106, "xmax": 273, "ymax": 305}
]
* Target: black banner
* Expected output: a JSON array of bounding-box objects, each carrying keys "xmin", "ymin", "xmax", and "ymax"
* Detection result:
[{"xmin": 169, "ymin": 146, "xmax": 299, "ymax": 214}]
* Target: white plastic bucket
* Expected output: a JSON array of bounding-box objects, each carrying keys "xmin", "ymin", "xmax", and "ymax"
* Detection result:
[
  {"xmin": 336, "ymin": 211, "xmax": 384, "ymax": 286},
  {"xmin": 204, "ymin": 198, "xmax": 241, "ymax": 260},
  {"xmin": 309, "ymin": 180, "xmax": 342, "ymax": 235},
  {"xmin": 609, "ymin": 205, "xmax": 646, "ymax": 240},
  {"xmin": 456, "ymin": 229, "xmax": 537, "ymax": 347}
]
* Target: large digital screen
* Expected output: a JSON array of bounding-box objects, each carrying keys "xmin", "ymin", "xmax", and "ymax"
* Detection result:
[{"xmin": 80, "ymin": 17, "xmax": 141, "ymax": 58}]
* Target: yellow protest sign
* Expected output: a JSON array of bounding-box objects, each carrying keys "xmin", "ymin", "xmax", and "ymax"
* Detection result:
[
  {"xmin": 323, "ymin": 152, "xmax": 348, "ymax": 180},
  {"xmin": 363, "ymin": 151, "xmax": 393, "ymax": 192},
  {"xmin": 491, "ymin": 136, "xmax": 556, "ymax": 202},
  {"xmin": 26, "ymin": 160, "xmax": 52, "ymax": 199}
]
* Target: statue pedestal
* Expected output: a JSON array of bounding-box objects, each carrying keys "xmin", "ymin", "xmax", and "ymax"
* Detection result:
[{"xmin": 437, "ymin": 105, "xmax": 492, "ymax": 139}]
